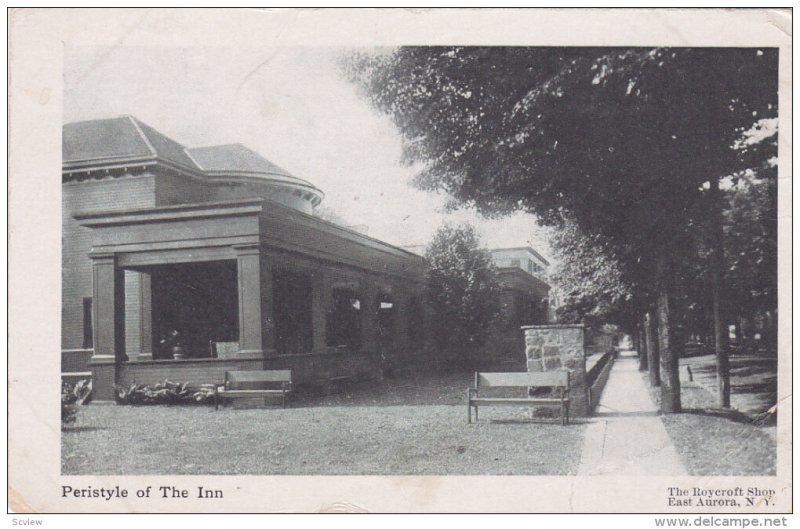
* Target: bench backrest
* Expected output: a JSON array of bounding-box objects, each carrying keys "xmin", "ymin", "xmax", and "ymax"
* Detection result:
[
  {"xmin": 225, "ymin": 370, "xmax": 292, "ymax": 390},
  {"xmin": 476, "ymin": 371, "xmax": 569, "ymax": 389},
  {"xmin": 214, "ymin": 342, "xmax": 239, "ymax": 359}
]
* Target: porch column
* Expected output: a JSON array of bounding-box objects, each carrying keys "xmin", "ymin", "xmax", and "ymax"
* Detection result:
[
  {"xmin": 260, "ymin": 254, "xmax": 275, "ymax": 355},
  {"xmin": 89, "ymin": 252, "xmax": 125, "ymax": 401},
  {"xmin": 361, "ymin": 281, "xmax": 379, "ymax": 354},
  {"xmin": 311, "ymin": 269, "xmax": 327, "ymax": 354},
  {"xmin": 138, "ymin": 272, "xmax": 153, "ymax": 359},
  {"xmin": 124, "ymin": 271, "xmax": 153, "ymax": 360},
  {"xmin": 394, "ymin": 290, "xmax": 409, "ymax": 351},
  {"xmin": 234, "ymin": 244, "xmax": 272, "ymax": 357}
]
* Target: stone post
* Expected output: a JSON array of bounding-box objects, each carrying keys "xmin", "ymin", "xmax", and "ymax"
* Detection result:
[{"xmin": 522, "ymin": 324, "xmax": 590, "ymax": 416}]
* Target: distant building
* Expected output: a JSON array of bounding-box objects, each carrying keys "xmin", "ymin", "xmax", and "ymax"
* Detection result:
[
  {"xmin": 62, "ymin": 116, "xmax": 427, "ymax": 401},
  {"xmin": 491, "ymin": 246, "xmax": 552, "ymax": 325},
  {"xmin": 471, "ymin": 247, "xmax": 553, "ymax": 368}
]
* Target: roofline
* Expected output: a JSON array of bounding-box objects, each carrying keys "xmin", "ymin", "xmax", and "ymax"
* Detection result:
[
  {"xmin": 202, "ymin": 171, "xmax": 322, "ymax": 192},
  {"xmin": 126, "ymin": 115, "xmax": 159, "ymax": 157},
  {"xmin": 490, "ymin": 246, "xmax": 550, "ymax": 266},
  {"xmin": 74, "ymin": 195, "xmax": 424, "ymax": 262},
  {"xmin": 62, "ymin": 156, "xmax": 207, "ymax": 182},
  {"xmin": 63, "ymin": 119, "xmax": 322, "ymax": 198}
]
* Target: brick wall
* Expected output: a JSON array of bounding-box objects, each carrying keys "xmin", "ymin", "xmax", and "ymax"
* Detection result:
[
  {"xmin": 62, "ymin": 174, "xmax": 156, "ymax": 350},
  {"xmin": 61, "ymin": 349, "xmax": 93, "ymax": 372},
  {"xmin": 154, "ymin": 173, "xmax": 213, "ymax": 206},
  {"xmin": 120, "ymin": 358, "xmax": 263, "ymax": 387},
  {"xmin": 119, "ymin": 352, "xmax": 379, "ymax": 388}
]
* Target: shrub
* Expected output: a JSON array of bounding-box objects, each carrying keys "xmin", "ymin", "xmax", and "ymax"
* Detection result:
[
  {"xmin": 62, "ymin": 379, "xmax": 92, "ymax": 424},
  {"xmin": 115, "ymin": 380, "xmax": 216, "ymax": 405}
]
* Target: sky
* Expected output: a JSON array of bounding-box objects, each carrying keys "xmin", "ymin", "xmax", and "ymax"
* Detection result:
[{"xmin": 63, "ymin": 46, "xmax": 552, "ymax": 258}]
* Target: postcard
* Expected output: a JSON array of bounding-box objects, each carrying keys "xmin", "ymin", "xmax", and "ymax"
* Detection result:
[{"xmin": 8, "ymin": 7, "xmax": 792, "ymax": 514}]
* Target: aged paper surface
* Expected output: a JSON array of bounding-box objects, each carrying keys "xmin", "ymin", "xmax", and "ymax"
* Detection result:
[{"xmin": 8, "ymin": 8, "xmax": 792, "ymax": 513}]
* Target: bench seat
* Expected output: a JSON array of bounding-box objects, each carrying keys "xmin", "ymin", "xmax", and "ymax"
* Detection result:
[
  {"xmin": 214, "ymin": 370, "xmax": 292, "ymax": 410},
  {"xmin": 468, "ymin": 371, "xmax": 570, "ymax": 425},
  {"xmin": 470, "ymin": 397, "xmax": 566, "ymax": 405}
]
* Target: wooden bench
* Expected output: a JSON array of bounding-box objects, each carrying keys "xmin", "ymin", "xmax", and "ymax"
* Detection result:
[
  {"xmin": 214, "ymin": 370, "xmax": 292, "ymax": 410},
  {"xmin": 467, "ymin": 371, "xmax": 570, "ymax": 425}
]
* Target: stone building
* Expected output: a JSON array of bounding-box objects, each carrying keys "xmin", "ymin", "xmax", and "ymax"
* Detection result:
[{"xmin": 62, "ymin": 116, "xmax": 426, "ymax": 401}]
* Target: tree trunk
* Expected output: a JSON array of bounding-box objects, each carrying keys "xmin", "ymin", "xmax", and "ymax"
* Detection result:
[
  {"xmin": 645, "ymin": 311, "xmax": 660, "ymax": 387},
  {"xmin": 656, "ymin": 256, "xmax": 681, "ymax": 414},
  {"xmin": 709, "ymin": 180, "xmax": 731, "ymax": 408},
  {"xmin": 637, "ymin": 317, "xmax": 648, "ymax": 371}
]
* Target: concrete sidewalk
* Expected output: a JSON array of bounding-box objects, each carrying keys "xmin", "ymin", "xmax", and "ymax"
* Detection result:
[{"xmin": 577, "ymin": 352, "xmax": 688, "ymax": 475}]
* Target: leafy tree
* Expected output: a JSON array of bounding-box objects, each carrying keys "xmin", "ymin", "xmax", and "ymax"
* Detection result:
[
  {"xmin": 424, "ymin": 223, "xmax": 501, "ymax": 368},
  {"xmin": 348, "ymin": 46, "xmax": 778, "ymax": 412},
  {"xmin": 548, "ymin": 217, "xmax": 631, "ymax": 324},
  {"xmin": 313, "ymin": 205, "xmax": 348, "ymax": 226},
  {"xmin": 724, "ymin": 173, "xmax": 778, "ymax": 345}
]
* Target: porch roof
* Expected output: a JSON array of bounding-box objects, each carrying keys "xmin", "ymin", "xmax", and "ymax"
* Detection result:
[{"xmin": 75, "ymin": 197, "xmax": 425, "ymax": 281}]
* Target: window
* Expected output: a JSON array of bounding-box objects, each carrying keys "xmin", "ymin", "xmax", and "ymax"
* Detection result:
[
  {"xmin": 82, "ymin": 297, "xmax": 93, "ymax": 349},
  {"xmin": 510, "ymin": 258, "xmax": 521, "ymax": 268},
  {"xmin": 326, "ymin": 288, "xmax": 362, "ymax": 349}
]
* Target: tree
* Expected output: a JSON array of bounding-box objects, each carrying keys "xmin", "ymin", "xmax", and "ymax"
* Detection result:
[
  {"xmin": 424, "ymin": 223, "xmax": 501, "ymax": 368},
  {"xmin": 313, "ymin": 205, "xmax": 349, "ymax": 226},
  {"xmin": 348, "ymin": 46, "xmax": 778, "ymax": 412},
  {"xmin": 723, "ymin": 173, "xmax": 778, "ymax": 347},
  {"xmin": 548, "ymin": 216, "xmax": 631, "ymax": 325}
]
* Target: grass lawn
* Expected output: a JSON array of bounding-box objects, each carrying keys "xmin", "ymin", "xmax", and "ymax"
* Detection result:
[
  {"xmin": 643, "ymin": 361, "xmax": 777, "ymax": 476},
  {"xmin": 62, "ymin": 372, "xmax": 587, "ymax": 475}
]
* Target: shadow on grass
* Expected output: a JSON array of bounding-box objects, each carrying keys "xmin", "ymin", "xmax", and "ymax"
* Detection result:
[
  {"xmin": 594, "ymin": 410, "xmax": 660, "ymax": 418},
  {"xmin": 679, "ymin": 407, "xmax": 776, "ymax": 427},
  {"xmin": 62, "ymin": 426, "xmax": 107, "ymax": 433},
  {"xmin": 487, "ymin": 418, "xmax": 588, "ymax": 426}
]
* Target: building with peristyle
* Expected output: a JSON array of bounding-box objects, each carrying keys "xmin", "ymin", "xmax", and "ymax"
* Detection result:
[{"xmin": 62, "ymin": 116, "xmax": 427, "ymax": 401}]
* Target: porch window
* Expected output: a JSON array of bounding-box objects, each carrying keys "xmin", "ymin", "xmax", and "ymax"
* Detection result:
[{"xmin": 326, "ymin": 288, "xmax": 362, "ymax": 349}]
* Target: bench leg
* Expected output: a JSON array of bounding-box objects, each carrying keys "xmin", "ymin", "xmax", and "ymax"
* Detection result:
[{"xmin": 467, "ymin": 389, "xmax": 471, "ymax": 424}]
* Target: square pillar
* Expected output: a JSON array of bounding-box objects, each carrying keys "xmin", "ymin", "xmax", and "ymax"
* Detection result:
[
  {"xmin": 393, "ymin": 291, "xmax": 409, "ymax": 351},
  {"xmin": 138, "ymin": 271, "xmax": 153, "ymax": 359},
  {"xmin": 260, "ymin": 255, "xmax": 275, "ymax": 355},
  {"xmin": 89, "ymin": 252, "xmax": 125, "ymax": 401},
  {"xmin": 234, "ymin": 244, "xmax": 272, "ymax": 357},
  {"xmin": 311, "ymin": 269, "xmax": 328, "ymax": 354},
  {"xmin": 361, "ymin": 282, "xmax": 379, "ymax": 354},
  {"xmin": 124, "ymin": 270, "xmax": 153, "ymax": 360}
]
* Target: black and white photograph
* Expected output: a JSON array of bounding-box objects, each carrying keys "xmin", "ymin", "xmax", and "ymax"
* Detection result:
[{"xmin": 8, "ymin": 7, "xmax": 792, "ymax": 515}]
